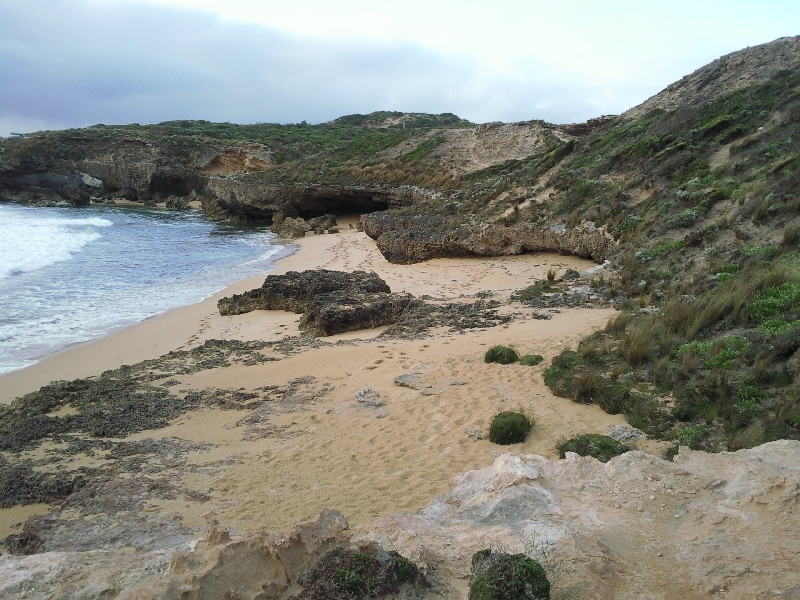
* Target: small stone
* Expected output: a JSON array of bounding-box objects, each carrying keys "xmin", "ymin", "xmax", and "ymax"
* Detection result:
[
  {"xmin": 650, "ymin": 495, "xmax": 655, "ymax": 500},
  {"xmin": 466, "ymin": 428, "xmax": 485, "ymax": 441},
  {"xmin": 356, "ymin": 387, "xmax": 385, "ymax": 407}
]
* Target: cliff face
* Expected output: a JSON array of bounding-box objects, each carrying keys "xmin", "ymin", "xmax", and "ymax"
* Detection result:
[{"xmin": 1, "ymin": 36, "xmax": 798, "ymax": 269}]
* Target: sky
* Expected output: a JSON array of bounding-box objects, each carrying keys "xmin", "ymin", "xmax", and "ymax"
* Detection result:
[{"xmin": 0, "ymin": 0, "xmax": 798, "ymax": 136}]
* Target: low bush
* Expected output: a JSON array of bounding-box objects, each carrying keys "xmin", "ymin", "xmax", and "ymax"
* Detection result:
[
  {"xmin": 557, "ymin": 434, "xmax": 629, "ymax": 462},
  {"xmin": 489, "ymin": 412, "xmax": 532, "ymax": 445},
  {"xmin": 485, "ymin": 346, "xmax": 519, "ymax": 364},
  {"xmin": 469, "ymin": 550, "xmax": 550, "ymax": 600},
  {"xmin": 294, "ymin": 548, "xmax": 421, "ymax": 600},
  {"xmin": 519, "ymin": 354, "xmax": 544, "ymax": 366}
]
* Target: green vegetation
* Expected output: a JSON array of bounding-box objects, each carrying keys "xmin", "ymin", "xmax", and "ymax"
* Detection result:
[
  {"xmin": 402, "ymin": 135, "xmax": 446, "ymax": 161},
  {"xmin": 4, "ymin": 54, "xmax": 800, "ymax": 460},
  {"xmin": 470, "ymin": 550, "xmax": 550, "ymax": 600},
  {"xmin": 1, "ymin": 111, "xmax": 474, "ymax": 190},
  {"xmin": 485, "ymin": 346, "xmax": 520, "ymax": 364},
  {"xmin": 543, "ymin": 251, "xmax": 800, "ymax": 451},
  {"xmin": 520, "ymin": 354, "xmax": 544, "ymax": 366},
  {"xmin": 557, "ymin": 434, "xmax": 629, "ymax": 462},
  {"xmin": 293, "ymin": 549, "xmax": 421, "ymax": 600},
  {"xmin": 489, "ymin": 412, "xmax": 532, "ymax": 445}
]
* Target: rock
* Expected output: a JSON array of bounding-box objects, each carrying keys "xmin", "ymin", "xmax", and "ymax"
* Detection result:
[
  {"xmin": 273, "ymin": 216, "xmax": 311, "ymax": 239},
  {"xmin": 204, "ymin": 180, "xmax": 431, "ymax": 223},
  {"xmin": 220, "ymin": 270, "xmax": 390, "ymax": 315},
  {"xmin": 218, "ymin": 270, "xmax": 415, "ymax": 336},
  {"xmin": 357, "ymin": 441, "xmax": 800, "ymax": 599},
  {"xmin": 606, "ymin": 425, "xmax": 645, "ymax": 443},
  {"xmin": 0, "ymin": 510, "xmax": 351, "ymax": 600},
  {"xmin": 361, "ymin": 212, "xmax": 616, "ymax": 264},
  {"xmin": 307, "ymin": 214, "xmax": 338, "ymax": 234},
  {"xmin": 80, "ymin": 173, "xmax": 103, "ymax": 188},
  {"xmin": 356, "ymin": 387, "xmax": 385, "ymax": 407},
  {"xmin": 465, "ymin": 428, "xmax": 485, "ymax": 441},
  {"xmin": 393, "ymin": 373, "xmax": 424, "ymax": 389},
  {"xmin": 563, "ymin": 268, "xmax": 580, "ymax": 280},
  {"xmin": 164, "ymin": 195, "xmax": 190, "ymax": 210}
]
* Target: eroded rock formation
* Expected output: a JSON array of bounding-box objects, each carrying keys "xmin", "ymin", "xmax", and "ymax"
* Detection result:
[
  {"xmin": 217, "ymin": 270, "xmax": 415, "ymax": 336},
  {"xmin": 3, "ymin": 444, "xmax": 797, "ymax": 599},
  {"xmin": 357, "ymin": 442, "xmax": 800, "ymax": 599},
  {"xmin": 0, "ymin": 510, "xmax": 353, "ymax": 600},
  {"xmin": 361, "ymin": 212, "xmax": 616, "ymax": 264}
]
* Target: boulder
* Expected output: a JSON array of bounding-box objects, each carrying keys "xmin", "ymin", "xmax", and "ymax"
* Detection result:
[{"xmin": 217, "ymin": 270, "xmax": 414, "ymax": 336}]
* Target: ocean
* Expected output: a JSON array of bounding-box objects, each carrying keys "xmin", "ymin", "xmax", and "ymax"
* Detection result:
[{"xmin": 0, "ymin": 203, "xmax": 284, "ymax": 375}]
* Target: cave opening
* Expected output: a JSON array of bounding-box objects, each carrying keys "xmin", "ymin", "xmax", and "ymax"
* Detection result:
[{"xmin": 293, "ymin": 193, "xmax": 389, "ymax": 219}]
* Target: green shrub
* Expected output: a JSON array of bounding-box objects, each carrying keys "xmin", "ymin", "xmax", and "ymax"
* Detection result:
[
  {"xmin": 664, "ymin": 444, "xmax": 680, "ymax": 461},
  {"xmin": 469, "ymin": 550, "xmax": 550, "ymax": 600},
  {"xmin": 296, "ymin": 549, "xmax": 421, "ymax": 600},
  {"xmin": 557, "ymin": 434, "xmax": 629, "ymax": 462},
  {"xmin": 489, "ymin": 412, "xmax": 532, "ymax": 445},
  {"xmin": 485, "ymin": 346, "xmax": 519, "ymax": 364},
  {"xmin": 748, "ymin": 282, "xmax": 800, "ymax": 323},
  {"xmin": 519, "ymin": 354, "xmax": 544, "ymax": 366},
  {"xmin": 334, "ymin": 568, "xmax": 368, "ymax": 597}
]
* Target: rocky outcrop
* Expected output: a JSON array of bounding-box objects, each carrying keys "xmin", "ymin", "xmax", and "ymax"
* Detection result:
[
  {"xmin": 0, "ymin": 167, "xmax": 99, "ymax": 206},
  {"xmin": 0, "ymin": 510, "xmax": 352, "ymax": 600},
  {"xmin": 4, "ymin": 444, "xmax": 796, "ymax": 599},
  {"xmin": 361, "ymin": 212, "xmax": 616, "ymax": 264},
  {"xmin": 357, "ymin": 442, "xmax": 800, "ymax": 599},
  {"xmin": 203, "ymin": 180, "xmax": 431, "ymax": 222},
  {"xmin": 218, "ymin": 270, "xmax": 414, "ymax": 336}
]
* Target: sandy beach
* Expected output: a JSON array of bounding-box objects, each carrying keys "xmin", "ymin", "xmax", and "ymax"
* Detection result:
[{"xmin": 0, "ymin": 219, "xmax": 627, "ymax": 540}]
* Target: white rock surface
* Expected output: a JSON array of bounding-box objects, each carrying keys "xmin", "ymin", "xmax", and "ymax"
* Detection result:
[
  {"xmin": 357, "ymin": 441, "xmax": 800, "ymax": 599},
  {"xmin": 606, "ymin": 424, "xmax": 645, "ymax": 443},
  {"xmin": 2, "ymin": 444, "xmax": 798, "ymax": 599}
]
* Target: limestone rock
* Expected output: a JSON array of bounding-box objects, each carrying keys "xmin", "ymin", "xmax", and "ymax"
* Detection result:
[
  {"xmin": 0, "ymin": 510, "xmax": 351, "ymax": 600},
  {"xmin": 605, "ymin": 425, "xmax": 645, "ymax": 443},
  {"xmin": 356, "ymin": 387, "xmax": 385, "ymax": 407},
  {"xmin": 357, "ymin": 441, "xmax": 800, "ymax": 599},
  {"xmin": 361, "ymin": 212, "xmax": 616, "ymax": 264}
]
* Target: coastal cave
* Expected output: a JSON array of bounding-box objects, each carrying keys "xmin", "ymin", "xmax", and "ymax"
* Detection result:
[
  {"xmin": 149, "ymin": 171, "xmax": 206, "ymax": 199},
  {"xmin": 293, "ymin": 191, "xmax": 389, "ymax": 218}
]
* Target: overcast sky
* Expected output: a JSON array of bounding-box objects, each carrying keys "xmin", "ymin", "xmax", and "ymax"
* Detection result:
[{"xmin": 0, "ymin": 0, "xmax": 798, "ymax": 136}]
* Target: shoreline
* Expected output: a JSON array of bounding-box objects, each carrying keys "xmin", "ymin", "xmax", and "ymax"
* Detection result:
[
  {"xmin": 0, "ymin": 202, "xmax": 290, "ymax": 389},
  {"xmin": 0, "ymin": 239, "xmax": 301, "ymax": 405},
  {"xmin": 0, "ymin": 223, "xmax": 633, "ymax": 543}
]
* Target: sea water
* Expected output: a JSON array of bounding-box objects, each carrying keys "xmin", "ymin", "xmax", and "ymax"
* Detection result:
[{"xmin": 0, "ymin": 203, "xmax": 285, "ymax": 375}]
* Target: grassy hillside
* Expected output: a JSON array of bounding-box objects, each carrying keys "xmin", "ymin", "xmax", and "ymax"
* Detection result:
[{"xmin": 498, "ymin": 68, "xmax": 800, "ymax": 453}]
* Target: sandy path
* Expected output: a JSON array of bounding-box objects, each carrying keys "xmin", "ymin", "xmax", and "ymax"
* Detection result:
[{"xmin": 0, "ymin": 225, "xmax": 624, "ymax": 539}]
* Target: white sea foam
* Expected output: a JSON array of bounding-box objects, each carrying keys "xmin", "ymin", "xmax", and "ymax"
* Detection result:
[
  {"xmin": 0, "ymin": 205, "xmax": 283, "ymax": 375},
  {"xmin": 0, "ymin": 209, "xmax": 112, "ymax": 279}
]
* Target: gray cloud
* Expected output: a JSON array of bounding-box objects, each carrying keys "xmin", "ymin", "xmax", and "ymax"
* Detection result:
[{"xmin": 0, "ymin": 0, "xmax": 712, "ymax": 134}]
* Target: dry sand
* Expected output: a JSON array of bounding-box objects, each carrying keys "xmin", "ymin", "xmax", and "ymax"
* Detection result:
[{"xmin": 0, "ymin": 222, "xmax": 627, "ymax": 539}]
